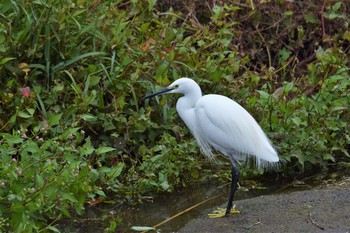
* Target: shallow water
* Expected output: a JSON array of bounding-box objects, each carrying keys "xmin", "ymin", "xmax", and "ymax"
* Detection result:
[
  {"xmin": 58, "ymin": 167, "xmax": 347, "ymax": 233},
  {"xmin": 58, "ymin": 177, "xmax": 283, "ymax": 232}
]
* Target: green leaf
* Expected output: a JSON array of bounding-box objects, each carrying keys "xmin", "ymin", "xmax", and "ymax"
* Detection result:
[
  {"xmin": 160, "ymin": 180, "xmax": 170, "ymax": 190},
  {"xmin": 107, "ymin": 162, "xmax": 125, "ymax": 179},
  {"xmin": 101, "ymin": 167, "xmax": 111, "ymax": 173},
  {"xmin": 278, "ymin": 48, "xmax": 292, "ymax": 64},
  {"xmin": 117, "ymin": 95, "xmax": 126, "ymax": 109},
  {"xmin": 343, "ymin": 31, "xmax": 350, "ymax": 42},
  {"xmin": 33, "ymin": 85, "xmax": 47, "ymax": 118},
  {"xmin": 52, "ymin": 51, "xmax": 107, "ymax": 71},
  {"xmin": 48, "ymin": 113, "xmax": 63, "ymax": 126},
  {"xmin": 89, "ymin": 76, "xmax": 101, "ymax": 87},
  {"xmin": 18, "ymin": 111, "xmax": 32, "ymax": 119},
  {"xmin": 284, "ymin": 10, "xmax": 293, "ymax": 16},
  {"xmin": 304, "ymin": 14, "xmax": 317, "ymax": 24},
  {"xmin": 80, "ymin": 139, "xmax": 95, "ymax": 156},
  {"xmin": 80, "ymin": 113, "xmax": 98, "ymax": 122},
  {"xmin": 4, "ymin": 135, "xmax": 23, "ymax": 144},
  {"xmin": 24, "ymin": 141, "xmax": 40, "ymax": 153},
  {"xmin": 328, "ymin": 12, "xmax": 341, "ymax": 20},
  {"xmin": 9, "ymin": 114, "xmax": 16, "ymax": 124},
  {"xmin": 256, "ymin": 90, "xmax": 270, "ymax": 100},
  {"xmin": 121, "ymin": 55, "xmax": 133, "ymax": 66},
  {"xmin": 155, "ymin": 61, "xmax": 169, "ymax": 80},
  {"xmin": 52, "ymin": 84, "xmax": 64, "ymax": 93},
  {"xmin": 0, "ymin": 57, "xmax": 15, "ymax": 65},
  {"xmin": 332, "ymin": 2, "xmax": 341, "ymax": 11},
  {"xmin": 8, "ymin": 194, "xmax": 19, "ymax": 202},
  {"xmin": 36, "ymin": 174, "xmax": 45, "ymax": 188},
  {"xmin": 27, "ymin": 108, "xmax": 35, "ymax": 115},
  {"xmin": 61, "ymin": 127, "xmax": 80, "ymax": 140},
  {"xmin": 148, "ymin": 0, "xmax": 156, "ymax": 11},
  {"xmin": 291, "ymin": 116, "xmax": 301, "ymax": 126},
  {"xmin": 197, "ymin": 40, "xmax": 205, "ymax": 47},
  {"xmin": 96, "ymin": 146, "xmax": 116, "ymax": 155},
  {"xmin": 337, "ymin": 162, "xmax": 350, "ymax": 167},
  {"xmin": 62, "ymin": 193, "xmax": 78, "ymax": 203},
  {"xmin": 90, "ymin": 169, "xmax": 99, "ymax": 182},
  {"xmin": 46, "ymin": 226, "xmax": 61, "ymax": 233},
  {"xmin": 140, "ymin": 22, "xmax": 150, "ymax": 33},
  {"xmin": 95, "ymin": 189, "xmax": 106, "ymax": 197}
]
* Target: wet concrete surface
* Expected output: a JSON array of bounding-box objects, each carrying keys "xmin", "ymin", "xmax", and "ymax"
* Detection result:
[{"xmin": 178, "ymin": 177, "xmax": 350, "ymax": 233}]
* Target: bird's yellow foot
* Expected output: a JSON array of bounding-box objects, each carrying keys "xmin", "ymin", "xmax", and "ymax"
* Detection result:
[{"xmin": 208, "ymin": 205, "xmax": 240, "ymax": 218}]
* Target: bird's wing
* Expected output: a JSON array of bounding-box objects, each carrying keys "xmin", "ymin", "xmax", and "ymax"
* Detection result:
[{"xmin": 195, "ymin": 94, "xmax": 278, "ymax": 165}]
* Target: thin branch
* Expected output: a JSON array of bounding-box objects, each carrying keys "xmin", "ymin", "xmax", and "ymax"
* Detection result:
[
  {"xmin": 141, "ymin": 193, "xmax": 223, "ymax": 233},
  {"xmin": 255, "ymin": 24, "xmax": 272, "ymax": 68},
  {"xmin": 320, "ymin": 0, "xmax": 327, "ymax": 38},
  {"xmin": 309, "ymin": 212, "xmax": 325, "ymax": 230}
]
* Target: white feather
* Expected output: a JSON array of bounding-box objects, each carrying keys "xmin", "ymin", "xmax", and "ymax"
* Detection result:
[
  {"xmin": 194, "ymin": 94, "xmax": 278, "ymax": 168},
  {"xmin": 164, "ymin": 78, "xmax": 279, "ymax": 168}
]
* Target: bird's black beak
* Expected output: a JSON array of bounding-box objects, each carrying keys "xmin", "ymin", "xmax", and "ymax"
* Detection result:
[{"xmin": 142, "ymin": 87, "xmax": 173, "ymax": 102}]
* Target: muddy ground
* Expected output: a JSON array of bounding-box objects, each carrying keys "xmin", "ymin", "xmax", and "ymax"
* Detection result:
[{"xmin": 178, "ymin": 177, "xmax": 350, "ymax": 233}]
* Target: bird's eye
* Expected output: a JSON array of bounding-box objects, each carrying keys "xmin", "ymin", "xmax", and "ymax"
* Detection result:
[{"xmin": 174, "ymin": 84, "xmax": 179, "ymax": 89}]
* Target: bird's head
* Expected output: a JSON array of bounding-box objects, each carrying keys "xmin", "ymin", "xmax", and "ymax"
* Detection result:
[{"xmin": 142, "ymin": 78, "xmax": 201, "ymax": 101}]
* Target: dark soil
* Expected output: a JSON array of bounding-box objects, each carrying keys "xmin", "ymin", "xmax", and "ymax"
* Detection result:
[{"xmin": 178, "ymin": 177, "xmax": 350, "ymax": 233}]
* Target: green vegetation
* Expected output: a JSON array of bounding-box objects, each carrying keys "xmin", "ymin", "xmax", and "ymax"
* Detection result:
[{"xmin": 0, "ymin": 0, "xmax": 349, "ymax": 231}]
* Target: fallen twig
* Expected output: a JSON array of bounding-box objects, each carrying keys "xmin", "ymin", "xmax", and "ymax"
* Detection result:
[
  {"xmin": 246, "ymin": 219, "xmax": 262, "ymax": 228},
  {"xmin": 309, "ymin": 212, "xmax": 325, "ymax": 230},
  {"xmin": 140, "ymin": 193, "xmax": 224, "ymax": 233},
  {"xmin": 320, "ymin": 0, "xmax": 327, "ymax": 38}
]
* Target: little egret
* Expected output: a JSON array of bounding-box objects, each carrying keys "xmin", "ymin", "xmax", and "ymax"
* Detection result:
[{"xmin": 142, "ymin": 78, "xmax": 279, "ymax": 218}]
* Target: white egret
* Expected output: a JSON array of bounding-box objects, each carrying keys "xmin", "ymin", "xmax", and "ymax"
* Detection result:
[{"xmin": 142, "ymin": 78, "xmax": 279, "ymax": 218}]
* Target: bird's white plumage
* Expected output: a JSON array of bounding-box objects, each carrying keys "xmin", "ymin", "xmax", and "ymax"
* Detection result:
[
  {"xmin": 163, "ymin": 78, "xmax": 279, "ymax": 168},
  {"xmin": 195, "ymin": 94, "xmax": 278, "ymax": 167}
]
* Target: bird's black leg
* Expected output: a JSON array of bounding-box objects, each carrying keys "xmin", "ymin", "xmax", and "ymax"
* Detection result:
[{"xmin": 225, "ymin": 160, "xmax": 240, "ymax": 215}]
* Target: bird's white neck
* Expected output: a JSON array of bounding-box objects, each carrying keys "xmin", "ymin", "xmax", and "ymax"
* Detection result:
[
  {"xmin": 176, "ymin": 88, "xmax": 202, "ymax": 133},
  {"xmin": 176, "ymin": 83, "xmax": 202, "ymax": 110}
]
